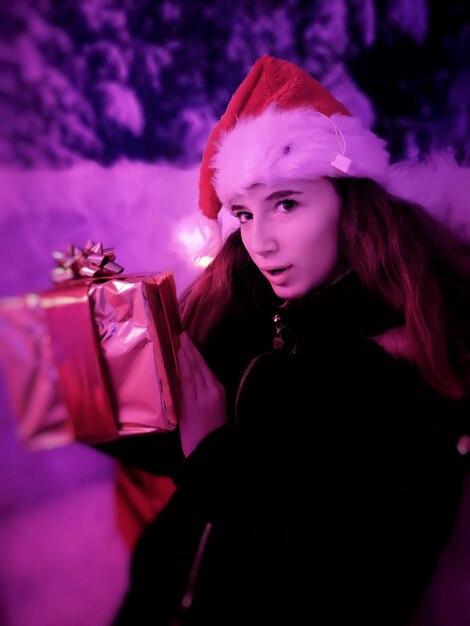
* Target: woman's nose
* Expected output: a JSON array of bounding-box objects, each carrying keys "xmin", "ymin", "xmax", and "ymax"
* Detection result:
[{"xmin": 249, "ymin": 220, "xmax": 279, "ymax": 256}]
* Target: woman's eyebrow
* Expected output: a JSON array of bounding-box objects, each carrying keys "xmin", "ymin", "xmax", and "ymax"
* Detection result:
[
  {"xmin": 265, "ymin": 190, "xmax": 303, "ymax": 200},
  {"xmin": 230, "ymin": 190, "xmax": 303, "ymax": 212},
  {"xmin": 229, "ymin": 204, "xmax": 245, "ymax": 213}
]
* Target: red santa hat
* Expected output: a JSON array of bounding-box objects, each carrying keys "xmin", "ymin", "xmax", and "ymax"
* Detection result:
[{"xmin": 198, "ymin": 55, "xmax": 390, "ymax": 219}]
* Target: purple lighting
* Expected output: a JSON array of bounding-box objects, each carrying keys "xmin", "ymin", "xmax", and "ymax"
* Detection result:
[{"xmin": 0, "ymin": 1, "xmax": 469, "ymax": 625}]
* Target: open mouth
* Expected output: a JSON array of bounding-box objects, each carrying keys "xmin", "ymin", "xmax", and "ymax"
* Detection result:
[{"xmin": 266, "ymin": 266, "xmax": 291, "ymax": 276}]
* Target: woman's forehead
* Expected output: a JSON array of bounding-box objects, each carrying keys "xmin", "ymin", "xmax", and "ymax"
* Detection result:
[
  {"xmin": 229, "ymin": 185, "xmax": 298, "ymax": 208},
  {"xmin": 229, "ymin": 179, "xmax": 326, "ymax": 205}
]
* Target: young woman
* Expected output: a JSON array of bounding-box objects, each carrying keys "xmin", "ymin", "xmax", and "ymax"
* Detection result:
[{"xmin": 109, "ymin": 56, "xmax": 470, "ymax": 625}]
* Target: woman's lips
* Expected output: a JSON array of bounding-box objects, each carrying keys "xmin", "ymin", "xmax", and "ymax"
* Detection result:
[
  {"xmin": 264, "ymin": 265, "xmax": 291, "ymax": 274},
  {"xmin": 263, "ymin": 265, "xmax": 292, "ymax": 283}
]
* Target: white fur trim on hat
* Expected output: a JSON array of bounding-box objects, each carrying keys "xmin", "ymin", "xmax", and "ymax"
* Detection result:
[
  {"xmin": 388, "ymin": 151, "xmax": 470, "ymax": 237},
  {"xmin": 211, "ymin": 104, "xmax": 389, "ymax": 208}
]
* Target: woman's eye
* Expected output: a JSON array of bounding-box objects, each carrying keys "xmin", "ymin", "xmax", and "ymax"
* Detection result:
[
  {"xmin": 276, "ymin": 199, "xmax": 297, "ymax": 211},
  {"xmin": 235, "ymin": 211, "xmax": 252, "ymax": 224}
]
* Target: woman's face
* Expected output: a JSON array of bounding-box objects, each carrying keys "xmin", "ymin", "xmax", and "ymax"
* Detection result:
[{"xmin": 229, "ymin": 179, "xmax": 343, "ymax": 300}]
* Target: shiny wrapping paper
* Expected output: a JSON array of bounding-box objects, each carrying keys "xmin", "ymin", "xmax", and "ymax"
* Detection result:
[{"xmin": 0, "ymin": 272, "xmax": 181, "ymax": 449}]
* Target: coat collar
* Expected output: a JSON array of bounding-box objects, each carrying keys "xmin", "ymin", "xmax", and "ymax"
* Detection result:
[{"xmin": 271, "ymin": 269, "xmax": 404, "ymax": 351}]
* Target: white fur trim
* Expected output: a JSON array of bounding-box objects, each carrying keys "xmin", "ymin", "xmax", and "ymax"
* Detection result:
[
  {"xmin": 387, "ymin": 152, "xmax": 470, "ymax": 237},
  {"xmin": 211, "ymin": 104, "xmax": 389, "ymax": 208},
  {"xmin": 217, "ymin": 205, "xmax": 240, "ymax": 241}
]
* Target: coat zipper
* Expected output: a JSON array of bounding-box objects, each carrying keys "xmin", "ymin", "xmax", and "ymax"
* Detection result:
[
  {"xmin": 178, "ymin": 522, "xmax": 213, "ymax": 616},
  {"xmin": 234, "ymin": 312, "xmax": 291, "ymax": 423},
  {"xmin": 174, "ymin": 349, "xmax": 276, "ymax": 621},
  {"xmin": 174, "ymin": 313, "xmax": 293, "ymax": 620},
  {"xmin": 234, "ymin": 351, "xmax": 275, "ymax": 424}
]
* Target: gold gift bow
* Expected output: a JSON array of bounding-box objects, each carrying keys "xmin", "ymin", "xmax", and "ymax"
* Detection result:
[
  {"xmin": 51, "ymin": 240, "xmax": 124, "ymax": 283},
  {"xmin": 47, "ymin": 240, "xmax": 123, "ymax": 440}
]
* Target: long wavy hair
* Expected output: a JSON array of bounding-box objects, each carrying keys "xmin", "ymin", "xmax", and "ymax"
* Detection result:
[{"xmin": 179, "ymin": 177, "xmax": 470, "ymax": 399}]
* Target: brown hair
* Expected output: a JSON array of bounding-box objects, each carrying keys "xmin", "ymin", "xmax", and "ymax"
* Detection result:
[
  {"xmin": 179, "ymin": 228, "xmax": 275, "ymax": 345},
  {"xmin": 179, "ymin": 177, "xmax": 470, "ymax": 399}
]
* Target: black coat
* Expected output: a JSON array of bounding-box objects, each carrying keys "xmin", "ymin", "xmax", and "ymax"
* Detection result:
[{"xmin": 104, "ymin": 270, "xmax": 469, "ymax": 626}]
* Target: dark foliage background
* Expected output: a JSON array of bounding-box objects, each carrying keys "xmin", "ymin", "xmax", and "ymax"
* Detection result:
[{"xmin": 0, "ymin": 0, "xmax": 469, "ymax": 168}]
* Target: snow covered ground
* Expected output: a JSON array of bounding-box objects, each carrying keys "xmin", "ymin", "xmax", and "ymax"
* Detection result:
[
  {"xmin": 1, "ymin": 160, "xmax": 470, "ymax": 625},
  {"xmin": 0, "ymin": 161, "xmax": 211, "ymax": 626}
]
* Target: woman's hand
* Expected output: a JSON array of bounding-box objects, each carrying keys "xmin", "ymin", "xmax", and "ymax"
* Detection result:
[{"xmin": 177, "ymin": 331, "xmax": 228, "ymax": 457}]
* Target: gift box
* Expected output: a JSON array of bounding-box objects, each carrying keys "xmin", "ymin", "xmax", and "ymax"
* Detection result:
[{"xmin": 0, "ymin": 242, "xmax": 182, "ymax": 449}]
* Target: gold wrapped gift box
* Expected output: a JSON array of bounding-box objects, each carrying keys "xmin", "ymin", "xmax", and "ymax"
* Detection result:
[{"xmin": 0, "ymin": 271, "xmax": 181, "ymax": 449}]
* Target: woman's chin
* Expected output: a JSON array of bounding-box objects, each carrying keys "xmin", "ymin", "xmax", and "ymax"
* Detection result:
[{"xmin": 271, "ymin": 284, "xmax": 306, "ymax": 300}]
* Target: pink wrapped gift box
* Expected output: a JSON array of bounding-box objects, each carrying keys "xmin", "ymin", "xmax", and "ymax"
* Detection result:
[{"xmin": 0, "ymin": 244, "xmax": 181, "ymax": 449}]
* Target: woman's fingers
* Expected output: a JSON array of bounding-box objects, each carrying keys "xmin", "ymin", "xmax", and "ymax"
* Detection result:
[
  {"xmin": 176, "ymin": 332, "xmax": 227, "ymax": 457},
  {"xmin": 179, "ymin": 332, "xmax": 219, "ymax": 393},
  {"xmin": 178, "ymin": 333, "xmax": 197, "ymax": 400}
]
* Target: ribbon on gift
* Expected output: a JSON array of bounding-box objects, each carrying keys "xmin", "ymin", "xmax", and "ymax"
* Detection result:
[
  {"xmin": 42, "ymin": 240, "xmax": 124, "ymax": 440},
  {"xmin": 39, "ymin": 274, "xmax": 181, "ymax": 443},
  {"xmin": 1, "ymin": 236, "xmax": 181, "ymax": 446},
  {"xmin": 40, "ymin": 281, "xmax": 118, "ymax": 441},
  {"xmin": 51, "ymin": 240, "xmax": 124, "ymax": 283},
  {"xmin": 144, "ymin": 275, "xmax": 182, "ymax": 424},
  {"xmin": 39, "ymin": 241, "xmax": 181, "ymax": 442}
]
